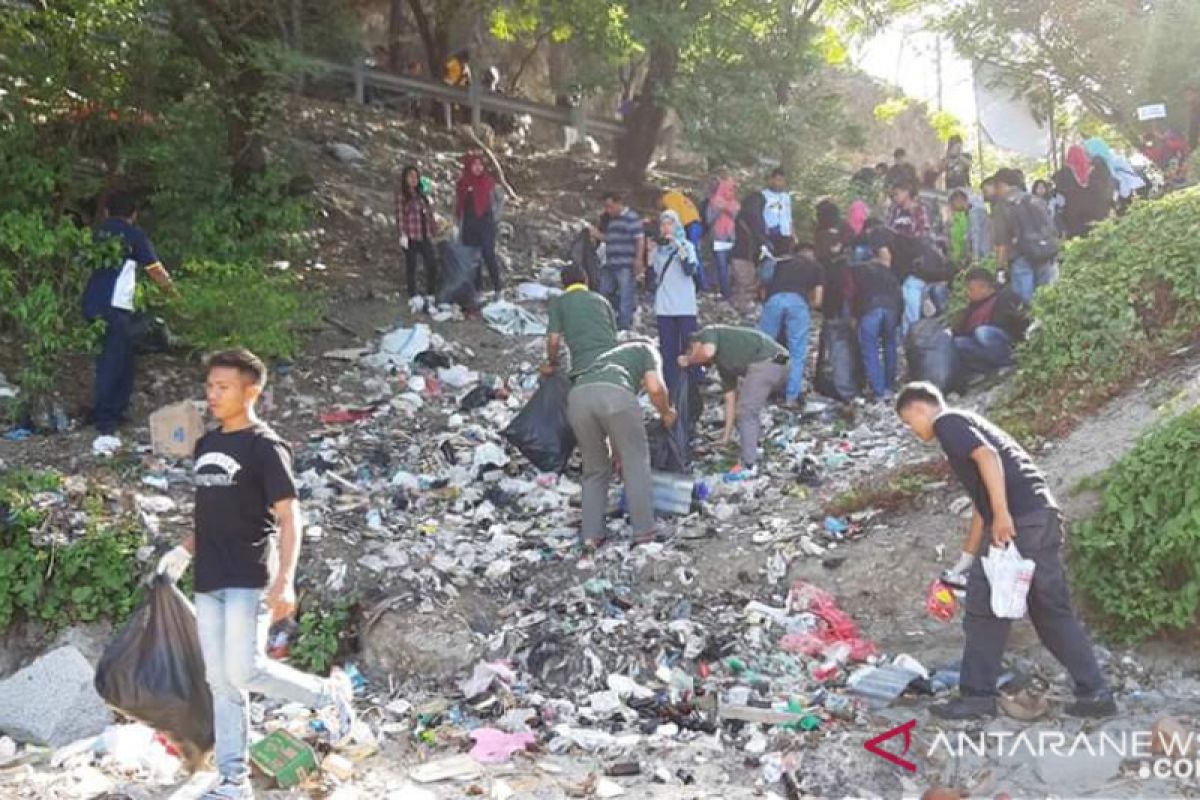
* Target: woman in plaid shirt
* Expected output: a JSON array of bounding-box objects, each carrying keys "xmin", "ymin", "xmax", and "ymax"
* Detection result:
[{"xmin": 395, "ymin": 165, "xmax": 439, "ymax": 298}]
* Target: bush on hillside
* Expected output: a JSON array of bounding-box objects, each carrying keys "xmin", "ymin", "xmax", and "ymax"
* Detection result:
[
  {"xmin": 997, "ymin": 187, "xmax": 1200, "ymax": 438},
  {"xmin": 1073, "ymin": 406, "xmax": 1200, "ymax": 639}
]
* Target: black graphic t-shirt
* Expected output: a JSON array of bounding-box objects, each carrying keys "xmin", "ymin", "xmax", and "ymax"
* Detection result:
[{"xmin": 193, "ymin": 423, "xmax": 297, "ymax": 593}]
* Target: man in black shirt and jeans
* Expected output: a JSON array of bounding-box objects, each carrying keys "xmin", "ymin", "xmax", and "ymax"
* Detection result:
[
  {"xmin": 895, "ymin": 382, "xmax": 1115, "ymax": 721},
  {"xmin": 157, "ymin": 349, "xmax": 354, "ymax": 800}
]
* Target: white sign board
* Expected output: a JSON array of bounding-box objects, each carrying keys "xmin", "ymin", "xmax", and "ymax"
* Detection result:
[{"xmin": 1137, "ymin": 103, "xmax": 1168, "ymax": 121}]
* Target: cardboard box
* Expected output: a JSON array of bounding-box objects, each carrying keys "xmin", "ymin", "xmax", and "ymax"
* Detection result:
[{"xmin": 149, "ymin": 401, "xmax": 205, "ymax": 458}]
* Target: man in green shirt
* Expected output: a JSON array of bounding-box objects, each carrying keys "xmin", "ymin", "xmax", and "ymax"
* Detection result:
[
  {"xmin": 544, "ymin": 262, "xmax": 618, "ymax": 379},
  {"xmin": 679, "ymin": 325, "xmax": 788, "ymax": 478},
  {"xmin": 570, "ymin": 340, "xmax": 677, "ymax": 547}
]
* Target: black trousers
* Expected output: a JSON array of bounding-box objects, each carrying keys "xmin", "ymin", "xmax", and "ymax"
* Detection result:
[
  {"xmin": 464, "ymin": 220, "xmax": 503, "ymax": 293},
  {"xmin": 404, "ymin": 239, "xmax": 438, "ymax": 297},
  {"xmin": 960, "ymin": 512, "xmax": 1107, "ymax": 698}
]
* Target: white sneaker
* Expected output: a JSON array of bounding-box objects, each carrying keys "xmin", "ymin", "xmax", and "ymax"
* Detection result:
[
  {"xmin": 202, "ymin": 778, "xmax": 254, "ymax": 800},
  {"xmin": 92, "ymin": 434, "xmax": 122, "ymax": 457}
]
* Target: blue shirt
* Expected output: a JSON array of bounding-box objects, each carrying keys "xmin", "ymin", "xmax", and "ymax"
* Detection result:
[{"xmin": 94, "ymin": 217, "xmax": 159, "ymax": 311}]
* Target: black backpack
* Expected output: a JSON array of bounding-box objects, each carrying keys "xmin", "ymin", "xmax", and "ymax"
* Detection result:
[{"xmin": 1012, "ymin": 193, "xmax": 1059, "ymax": 264}]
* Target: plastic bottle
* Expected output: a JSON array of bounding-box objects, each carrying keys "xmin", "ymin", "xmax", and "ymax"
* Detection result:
[{"xmin": 813, "ymin": 642, "xmax": 851, "ymax": 681}]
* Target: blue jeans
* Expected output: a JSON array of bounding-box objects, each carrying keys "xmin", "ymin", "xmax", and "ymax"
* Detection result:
[
  {"xmin": 759, "ymin": 293, "xmax": 811, "ymax": 402},
  {"xmin": 657, "ymin": 315, "xmax": 699, "ymax": 397},
  {"xmin": 685, "ymin": 221, "xmax": 707, "ymax": 291},
  {"xmin": 858, "ymin": 306, "xmax": 900, "ymax": 397},
  {"xmin": 1009, "ymin": 257, "xmax": 1059, "ymax": 303},
  {"xmin": 196, "ymin": 588, "xmax": 334, "ymax": 783},
  {"xmin": 710, "ymin": 248, "xmax": 732, "ymax": 298},
  {"xmin": 598, "ymin": 267, "xmax": 636, "ymax": 330},
  {"xmin": 953, "ymin": 325, "xmax": 1013, "ymax": 377},
  {"xmin": 901, "ymin": 275, "xmax": 926, "ymax": 336},
  {"xmin": 93, "ymin": 308, "xmax": 134, "ymax": 434}
]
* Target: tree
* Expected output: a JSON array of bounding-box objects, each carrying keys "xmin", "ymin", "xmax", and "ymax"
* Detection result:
[
  {"xmin": 492, "ymin": 0, "xmax": 909, "ymax": 185},
  {"xmin": 938, "ymin": 0, "xmax": 1200, "ymax": 144}
]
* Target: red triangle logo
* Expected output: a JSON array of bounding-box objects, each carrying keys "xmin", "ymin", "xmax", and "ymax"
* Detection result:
[{"xmin": 864, "ymin": 719, "xmax": 917, "ymax": 772}]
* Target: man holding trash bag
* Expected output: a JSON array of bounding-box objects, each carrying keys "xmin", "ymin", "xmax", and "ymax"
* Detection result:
[
  {"xmin": 157, "ymin": 348, "xmax": 355, "ymax": 800},
  {"xmin": 895, "ymin": 382, "xmax": 1114, "ymax": 721},
  {"xmin": 543, "ymin": 261, "xmax": 618, "ymax": 380},
  {"xmin": 569, "ymin": 339, "xmax": 676, "ymax": 549}
]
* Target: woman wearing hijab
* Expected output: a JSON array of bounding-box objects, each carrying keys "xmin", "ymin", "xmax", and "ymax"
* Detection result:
[
  {"xmin": 455, "ymin": 153, "xmax": 504, "ymax": 297},
  {"xmin": 1053, "ymin": 145, "xmax": 1103, "ymax": 239},
  {"xmin": 843, "ymin": 200, "xmax": 872, "ymax": 266},
  {"xmin": 705, "ymin": 175, "xmax": 739, "ymax": 300},
  {"xmin": 651, "ymin": 210, "xmax": 699, "ymax": 396},
  {"xmin": 395, "ymin": 165, "xmax": 439, "ymax": 299},
  {"xmin": 1084, "ymin": 137, "xmax": 1144, "ymax": 210}
]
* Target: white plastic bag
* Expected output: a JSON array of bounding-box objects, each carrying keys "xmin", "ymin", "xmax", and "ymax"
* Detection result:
[{"xmin": 981, "ymin": 544, "xmax": 1036, "ymax": 619}]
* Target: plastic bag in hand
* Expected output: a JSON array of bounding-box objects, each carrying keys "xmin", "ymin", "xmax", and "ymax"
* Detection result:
[
  {"xmin": 94, "ymin": 577, "xmax": 214, "ymax": 770},
  {"xmin": 981, "ymin": 544, "xmax": 1036, "ymax": 619}
]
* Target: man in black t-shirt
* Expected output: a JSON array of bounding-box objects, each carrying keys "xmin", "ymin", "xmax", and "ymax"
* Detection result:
[
  {"xmin": 895, "ymin": 382, "xmax": 1114, "ymax": 721},
  {"xmin": 157, "ymin": 349, "xmax": 354, "ymax": 800},
  {"xmin": 758, "ymin": 241, "xmax": 823, "ymax": 408}
]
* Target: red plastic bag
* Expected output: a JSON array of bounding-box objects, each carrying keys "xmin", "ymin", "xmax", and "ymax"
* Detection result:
[{"xmin": 925, "ymin": 579, "xmax": 958, "ymax": 622}]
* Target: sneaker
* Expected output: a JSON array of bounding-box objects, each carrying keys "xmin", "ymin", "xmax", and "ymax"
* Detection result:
[
  {"xmin": 930, "ymin": 696, "xmax": 997, "ymax": 720},
  {"xmin": 322, "ymin": 667, "xmax": 356, "ymax": 746},
  {"xmin": 92, "ymin": 434, "xmax": 122, "ymax": 457},
  {"xmin": 723, "ymin": 464, "xmax": 758, "ymax": 482},
  {"xmin": 202, "ymin": 778, "xmax": 254, "ymax": 800},
  {"xmin": 1064, "ymin": 692, "xmax": 1117, "ymax": 718}
]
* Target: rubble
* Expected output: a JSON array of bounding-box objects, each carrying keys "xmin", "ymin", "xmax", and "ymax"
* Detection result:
[{"xmin": 0, "ymin": 646, "xmax": 112, "ymax": 747}]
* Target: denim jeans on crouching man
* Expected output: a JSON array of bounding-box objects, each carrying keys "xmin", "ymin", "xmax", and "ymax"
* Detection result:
[{"xmin": 598, "ymin": 267, "xmax": 636, "ymax": 330}]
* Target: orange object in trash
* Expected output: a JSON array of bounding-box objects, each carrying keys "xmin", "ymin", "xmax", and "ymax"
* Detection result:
[{"xmin": 925, "ymin": 580, "xmax": 958, "ymax": 622}]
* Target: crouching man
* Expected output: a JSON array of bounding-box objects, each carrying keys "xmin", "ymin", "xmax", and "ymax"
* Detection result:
[
  {"xmin": 568, "ymin": 340, "xmax": 676, "ymax": 549},
  {"xmin": 895, "ymin": 382, "xmax": 1114, "ymax": 721}
]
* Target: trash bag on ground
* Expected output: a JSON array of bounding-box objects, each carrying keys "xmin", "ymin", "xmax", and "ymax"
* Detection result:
[
  {"xmin": 130, "ymin": 313, "xmax": 172, "ymax": 355},
  {"xmin": 436, "ymin": 241, "xmax": 482, "ymax": 310},
  {"xmin": 649, "ymin": 372, "xmax": 699, "ymax": 473},
  {"xmin": 502, "ymin": 373, "xmax": 575, "ymax": 472},
  {"xmin": 906, "ymin": 318, "xmax": 959, "ymax": 392},
  {"xmin": 981, "ymin": 544, "xmax": 1035, "ymax": 619},
  {"xmin": 566, "ymin": 228, "xmax": 601, "ymax": 289},
  {"xmin": 94, "ymin": 577, "xmax": 214, "ymax": 770},
  {"xmin": 814, "ymin": 318, "xmax": 861, "ymax": 402}
]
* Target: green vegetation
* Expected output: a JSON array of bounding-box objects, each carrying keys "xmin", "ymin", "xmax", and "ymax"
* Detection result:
[
  {"xmin": 0, "ymin": 2, "xmax": 321, "ymax": 410},
  {"xmin": 1073, "ymin": 406, "xmax": 1200, "ymax": 640},
  {"xmin": 996, "ymin": 188, "xmax": 1200, "ymax": 439},
  {"xmin": 0, "ymin": 471, "xmax": 145, "ymax": 632},
  {"xmin": 825, "ymin": 460, "xmax": 951, "ymax": 516},
  {"xmin": 290, "ymin": 597, "xmax": 356, "ymax": 675}
]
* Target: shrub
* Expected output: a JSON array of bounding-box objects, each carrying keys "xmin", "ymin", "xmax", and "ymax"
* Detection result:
[
  {"xmin": 289, "ymin": 597, "xmax": 355, "ymax": 675},
  {"xmin": 166, "ymin": 261, "xmax": 319, "ymax": 360},
  {"xmin": 0, "ymin": 470, "xmax": 145, "ymax": 632},
  {"xmin": 1072, "ymin": 406, "xmax": 1200, "ymax": 639},
  {"xmin": 996, "ymin": 187, "xmax": 1200, "ymax": 438}
]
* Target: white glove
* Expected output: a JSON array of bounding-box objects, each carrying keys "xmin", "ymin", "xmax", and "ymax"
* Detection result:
[
  {"xmin": 399, "ymin": 234, "xmax": 409, "ymax": 250},
  {"xmin": 157, "ymin": 545, "xmax": 192, "ymax": 582}
]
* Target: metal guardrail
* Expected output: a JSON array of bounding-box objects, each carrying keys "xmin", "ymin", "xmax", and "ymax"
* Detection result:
[{"xmin": 306, "ymin": 57, "xmax": 626, "ymax": 141}]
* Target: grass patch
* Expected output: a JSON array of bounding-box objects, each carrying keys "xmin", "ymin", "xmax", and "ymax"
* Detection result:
[{"xmin": 824, "ymin": 460, "xmax": 952, "ymax": 517}]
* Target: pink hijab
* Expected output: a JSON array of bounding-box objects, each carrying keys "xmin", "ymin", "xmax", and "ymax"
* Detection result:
[
  {"xmin": 708, "ymin": 178, "xmax": 739, "ymax": 240},
  {"xmin": 846, "ymin": 200, "xmax": 869, "ymax": 236}
]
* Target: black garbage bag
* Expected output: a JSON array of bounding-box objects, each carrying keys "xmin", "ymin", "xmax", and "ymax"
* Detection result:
[
  {"xmin": 906, "ymin": 318, "xmax": 960, "ymax": 392},
  {"xmin": 566, "ymin": 228, "xmax": 601, "ymax": 289},
  {"xmin": 460, "ymin": 384, "xmax": 498, "ymax": 411},
  {"xmin": 413, "ymin": 350, "xmax": 452, "ymax": 370},
  {"xmin": 503, "ymin": 373, "xmax": 576, "ymax": 472},
  {"xmin": 436, "ymin": 240, "xmax": 482, "ymax": 309},
  {"xmin": 130, "ymin": 312, "xmax": 172, "ymax": 355},
  {"xmin": 94, "ymin": 577, "xmax": 213, "ymax": 770},
  {"xmin": 650, "ymin": 372, "xmax": 699, "ymax": 473},
  {"xmin": 814, "ymin": 318, "xmax": 862, "ymax": 402}
]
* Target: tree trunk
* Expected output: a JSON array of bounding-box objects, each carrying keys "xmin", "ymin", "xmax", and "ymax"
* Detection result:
[
  {"xmin": 614, "ymin": 44, "xmax": 676, "ymax": 186},
  {"xmin": 387, "ymin": 0, "xmax": 405, "ymax": 72},
  {"xmin": 407, "ymin": 0, "xmax": 447, "ymax": 80},
  {"xmin": 228, "ymin": 65, "xmax": 268, "ymax": 189}
]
